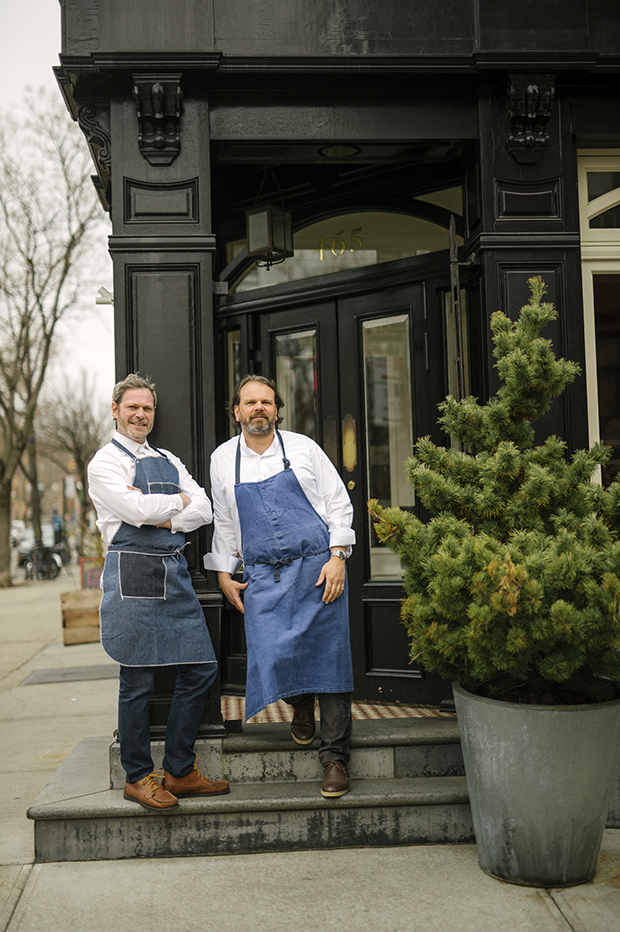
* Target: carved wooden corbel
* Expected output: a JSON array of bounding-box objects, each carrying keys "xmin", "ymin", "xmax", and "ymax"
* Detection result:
[
  {"xmin": 507, "ymin": 74, "xmax": 556, "ymax": 164},
  {"xmin": 132, "ymin": 74, "xmax": 182, "ymax": 166},
  {"xmin": 77, "ymin": 103, "xmax": 111, "ymax": 173}
]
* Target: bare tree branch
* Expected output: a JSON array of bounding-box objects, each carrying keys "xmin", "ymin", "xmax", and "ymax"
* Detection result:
[
  {"xmin": 36, "ymin": 370, "xmax": 112, "ymax": 555},
  {"xmin": 0, "ymin": 89, "xmax": 110, "ymax": 586}
]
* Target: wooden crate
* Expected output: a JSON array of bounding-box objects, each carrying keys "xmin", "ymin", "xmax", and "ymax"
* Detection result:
[{"xmin": 61, "ymin": 590, "xmax": 102, "ymax": 645}]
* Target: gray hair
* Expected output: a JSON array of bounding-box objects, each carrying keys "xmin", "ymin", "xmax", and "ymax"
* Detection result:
[{"xmin": 112, "ymin": 373, "xmax": 157, "ymax": 407}]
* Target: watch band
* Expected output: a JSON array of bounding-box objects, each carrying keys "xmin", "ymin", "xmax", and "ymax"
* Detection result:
[{"xmin": 331, "ymin": 549, "xmax": 347, "ymax": 560}]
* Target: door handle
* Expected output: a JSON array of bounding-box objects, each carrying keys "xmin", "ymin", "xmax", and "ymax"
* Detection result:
[
  {"xmin": 342, "ymin": 414, "xmax": 357, "ymax": 472},
  {"xmin": 347, "ymin": 481, "xmax": 356, "ymax": 491}
]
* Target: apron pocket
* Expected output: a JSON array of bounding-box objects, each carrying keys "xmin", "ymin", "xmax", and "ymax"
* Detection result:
[{"xmin": 118, "ymin": 551, "xmax": 167, "ymax": 600}]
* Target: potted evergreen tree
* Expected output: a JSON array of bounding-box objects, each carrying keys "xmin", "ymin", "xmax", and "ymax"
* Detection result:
[{"xmin": 369, "ymin": 277, "xmax": 620, "ymax": 887}]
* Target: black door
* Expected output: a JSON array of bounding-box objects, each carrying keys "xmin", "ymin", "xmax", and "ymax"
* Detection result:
[{"xmin": 257, "ymin": 272, "xmax": 452, "ymax": 705}]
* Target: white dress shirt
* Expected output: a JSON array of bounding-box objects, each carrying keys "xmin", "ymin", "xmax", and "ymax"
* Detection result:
[
  {"xmin": 88, "ymin": 431, "xmax": 212, "ymax": 546},
  {"xmin": 204, "ymin": 430, "xmax": 355, "ymax": 575}
]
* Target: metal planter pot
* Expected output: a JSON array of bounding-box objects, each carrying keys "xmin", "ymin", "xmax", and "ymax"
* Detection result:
[{"xmin": 453, "ymin": 682, "xmax": 620, "ymax": 887}]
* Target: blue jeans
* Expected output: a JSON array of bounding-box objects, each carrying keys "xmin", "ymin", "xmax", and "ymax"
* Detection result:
[
  {"xmin": 286, "ymin": 692, "xmax": 352, "ymax": 766},
  {"xmin": 118, "ymin": 663, "xmax": 217, "ymax": 784}
]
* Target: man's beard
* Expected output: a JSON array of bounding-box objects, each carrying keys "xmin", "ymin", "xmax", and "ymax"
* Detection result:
[{"xmin": 243, "ymin": 415, "xmax": 275, "ymax": 436}]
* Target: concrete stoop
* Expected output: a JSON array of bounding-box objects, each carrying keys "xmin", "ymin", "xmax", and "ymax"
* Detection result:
[{"xmin": 28, "ymin": 718, "xmax": 475, "ymax": 862}]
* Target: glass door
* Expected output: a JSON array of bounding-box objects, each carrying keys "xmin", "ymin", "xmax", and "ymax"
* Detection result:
[{"xmin": 339, "ymin": 282, "xmax": 450, "ymax": 704}]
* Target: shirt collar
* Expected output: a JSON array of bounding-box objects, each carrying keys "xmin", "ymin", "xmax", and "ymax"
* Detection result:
[
  {"xmin": 114, "ymin": 431, "xmax": 154, "ymax": 457},
  {"xmin": 239, "ymin": 430, "xmax": 278, "ymax": 456}
]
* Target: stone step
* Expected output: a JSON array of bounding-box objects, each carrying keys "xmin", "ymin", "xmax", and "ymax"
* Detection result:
[
  {"xmin": 108, "ymin": 718, "xmax": 465, "ymax": 787},
  {"xmin": 28, "ymin": 720, "xmax": 620, "ymax": 862},
  {"xmin": 29, "ymin": 736, "xmax": 473, "ymax": 863}
]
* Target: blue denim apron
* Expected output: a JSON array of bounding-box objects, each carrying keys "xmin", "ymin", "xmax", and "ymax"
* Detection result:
[
  {"xmin": 235, "ymin": 430, "xmax": 354, "ymax": 720},
  {"xmin": 100, "ymin": 439, "xmax": 216, "ymax": 667}
]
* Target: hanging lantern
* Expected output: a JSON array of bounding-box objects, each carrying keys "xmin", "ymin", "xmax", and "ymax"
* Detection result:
[{"xmin": 245, "ymin": 203, "xmax": 294, "ymax": 269}]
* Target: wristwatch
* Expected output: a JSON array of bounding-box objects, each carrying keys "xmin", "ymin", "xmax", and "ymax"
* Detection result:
[{"xmin": 331, "ymin": 549, "xmax": 348, "ymax": 560}]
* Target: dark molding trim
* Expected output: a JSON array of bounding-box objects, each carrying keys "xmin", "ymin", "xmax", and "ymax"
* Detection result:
[
  {"xmin": 472, "ymin": 232, "xmax": 581, "ymax": 251},
  {"xmin": 124, "ymin": 177, "xmax": 200, "ymax": 224},
  {"xmin": 108, "ymin": 234, "xmax": 217, "ymax": 252},
  {"xmin": 92, "ymin": 52, "xmax": 222, "ymax": 70},
  {"xmin": 494, "ymin": 178, "xmax": 562, "ymax": 222},
  {"xmin": 215, "ymin": 251, "xmax": 451, "ymax": 317},
  {"xmin": 473, "ymin": 51, "xmax": 601, "ymax": 71},
  {"xmin": 56, "ymin": 51, "xmax": 618, "ymax": 77}
]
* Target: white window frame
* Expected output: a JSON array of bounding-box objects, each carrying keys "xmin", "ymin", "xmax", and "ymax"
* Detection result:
[{"xmin": 578, "ymin": 151, "xmax": 620, "ymax": 450}]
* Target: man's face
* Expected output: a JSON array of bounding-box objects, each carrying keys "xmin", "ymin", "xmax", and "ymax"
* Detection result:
[
  {"xmin": 235, "ymin": 382, "xmax": 278, "ymax": 436},
  {"xmin": 112, "ymin": 388, "xmax": 155, "ymax": 444}
]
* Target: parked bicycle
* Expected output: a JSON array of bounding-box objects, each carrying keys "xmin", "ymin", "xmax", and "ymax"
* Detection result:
[{"xmin": 22, "ymin": 545, "xmax": 62, "ymax": 580}]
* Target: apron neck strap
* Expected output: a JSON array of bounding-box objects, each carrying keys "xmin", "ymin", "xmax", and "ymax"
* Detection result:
[
  {"xmin": 235, "ymin": 429, "xmax": 290, "ymax": 484},
  {"xmin": 111, "ymin": 437, "xmax": 168, "ymax": 462},
  {"xmin": 111, "ymin": 437, "xmax": 137, "ymax": 461}
]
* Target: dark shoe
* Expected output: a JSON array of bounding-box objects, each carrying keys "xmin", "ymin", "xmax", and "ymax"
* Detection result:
[
  {"xmin": 124, "ymin": 773, "xmax": 179, "ymax": 810},
  {"xmin": 321, "ymin": 759, "xmax": 350, "ymax": 798},
  {"xmin": 162, "ymin": 764, "xmax": 230, "ymax": 798},
  {"xmin": 291, "ymin": 696, "xmax": 316, "ymax": 745}
]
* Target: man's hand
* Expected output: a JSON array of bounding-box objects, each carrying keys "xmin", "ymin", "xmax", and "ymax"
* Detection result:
[
  {"xmin": 316, "ymin": 555, "xmax": 346, "ymax": 603},
  {"xmin": 218, "ymin": 572, "xmax": 248, "ymax": 613}
]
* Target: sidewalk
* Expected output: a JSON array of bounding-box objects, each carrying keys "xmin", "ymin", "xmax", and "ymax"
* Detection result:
[{"xmin": 1, "ymin": 567, "xmax": 619, "ymax": 932}]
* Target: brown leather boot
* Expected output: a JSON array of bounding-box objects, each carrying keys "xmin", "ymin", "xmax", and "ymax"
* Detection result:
[
  {"xmin": 162, "ymin": 764, "xmax": 230, "ymax": 798},
  {"xmin": 123, "ymin": 772, "xmax": 179, "ymax": 810},
  {"xmin": 321, "ymin": 760, "xmax": 349, "ymax": 798},
  {"xmin": 290, "ymin": 695, "xmax": 317, "ymax": 745}
]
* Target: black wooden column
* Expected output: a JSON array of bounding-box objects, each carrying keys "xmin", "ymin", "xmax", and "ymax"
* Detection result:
[
  {"xmin": 466, "ymin": 74, "xmax": 589, "ymax": 453},
  {"xmin": 108, "ymin": 76, "xmax": 225, "ymax": 736}
]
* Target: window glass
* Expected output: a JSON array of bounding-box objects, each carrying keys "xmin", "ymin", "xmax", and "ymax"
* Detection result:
[
  {"xmin": 587, "ymin": 172, "xmax": 620, "ymax": 202},
  {"xmin": 363, "ymin": 315, "xmax": 414, "ymax": 579},
  {"xmin": 590, "ymin": 205, "xmax": 620, "ymax": 229},
  {"xmin": 594, "ymin": 275, "xmax": 620, "ymax": 487},
  {"xmin": 274, "ymin": 329, "xmax": 318, "ymax": 441},
  {"xmin": 417, "ymin": 187, "xmax": 463, "ymax": 213},
  {"xmin": 226, "ymin": 329, "xmax": 241, "ymax": 439}
]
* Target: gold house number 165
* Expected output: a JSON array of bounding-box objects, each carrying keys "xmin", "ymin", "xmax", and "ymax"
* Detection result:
[{"xmin": 314, "ymin": 227, "xmax": 363, "ymax": 261}]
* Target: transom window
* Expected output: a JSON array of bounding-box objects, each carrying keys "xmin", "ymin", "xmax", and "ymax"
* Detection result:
[{"xmin": 227, "ymin": 188, "xmax": 463, "ymax": 293}]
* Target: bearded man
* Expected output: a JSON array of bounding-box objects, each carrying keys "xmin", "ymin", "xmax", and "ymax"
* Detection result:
[{"xmin": 204, "ymin": 375, "xmax": 355, "ymax": 797}]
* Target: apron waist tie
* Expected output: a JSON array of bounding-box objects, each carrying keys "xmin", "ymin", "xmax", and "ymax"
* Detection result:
[
  {"xmin": 109, "ymin": 542, "xmax": 190, "ymax": 559},
  {"xmin": 245, "ymin": 548, "xmax": 330, "ymax": 582}
]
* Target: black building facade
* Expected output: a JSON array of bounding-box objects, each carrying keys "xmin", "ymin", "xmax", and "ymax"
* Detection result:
[{"xmin": 56, "ymin": 1, "xmax": 620, "ymax": 712}]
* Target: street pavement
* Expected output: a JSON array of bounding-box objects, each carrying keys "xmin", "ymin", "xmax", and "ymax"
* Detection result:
[{"xmin": 1, "ymin": 562, "xmax": 619, "ymax": 932}]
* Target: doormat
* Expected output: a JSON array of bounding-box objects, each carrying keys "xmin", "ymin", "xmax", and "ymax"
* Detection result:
[
  {"xmin": 221, "ymin": 696, "xmax": 448, "ymax": 722},
  {"xmin": 21, "ymin": 665, "xmax": 120, "ymax": 685}
]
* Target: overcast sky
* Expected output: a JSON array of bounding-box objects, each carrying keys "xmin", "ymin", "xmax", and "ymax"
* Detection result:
[{"xmin": 0, "ymin": 0, "xmax": 115, "ymax": 404}]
